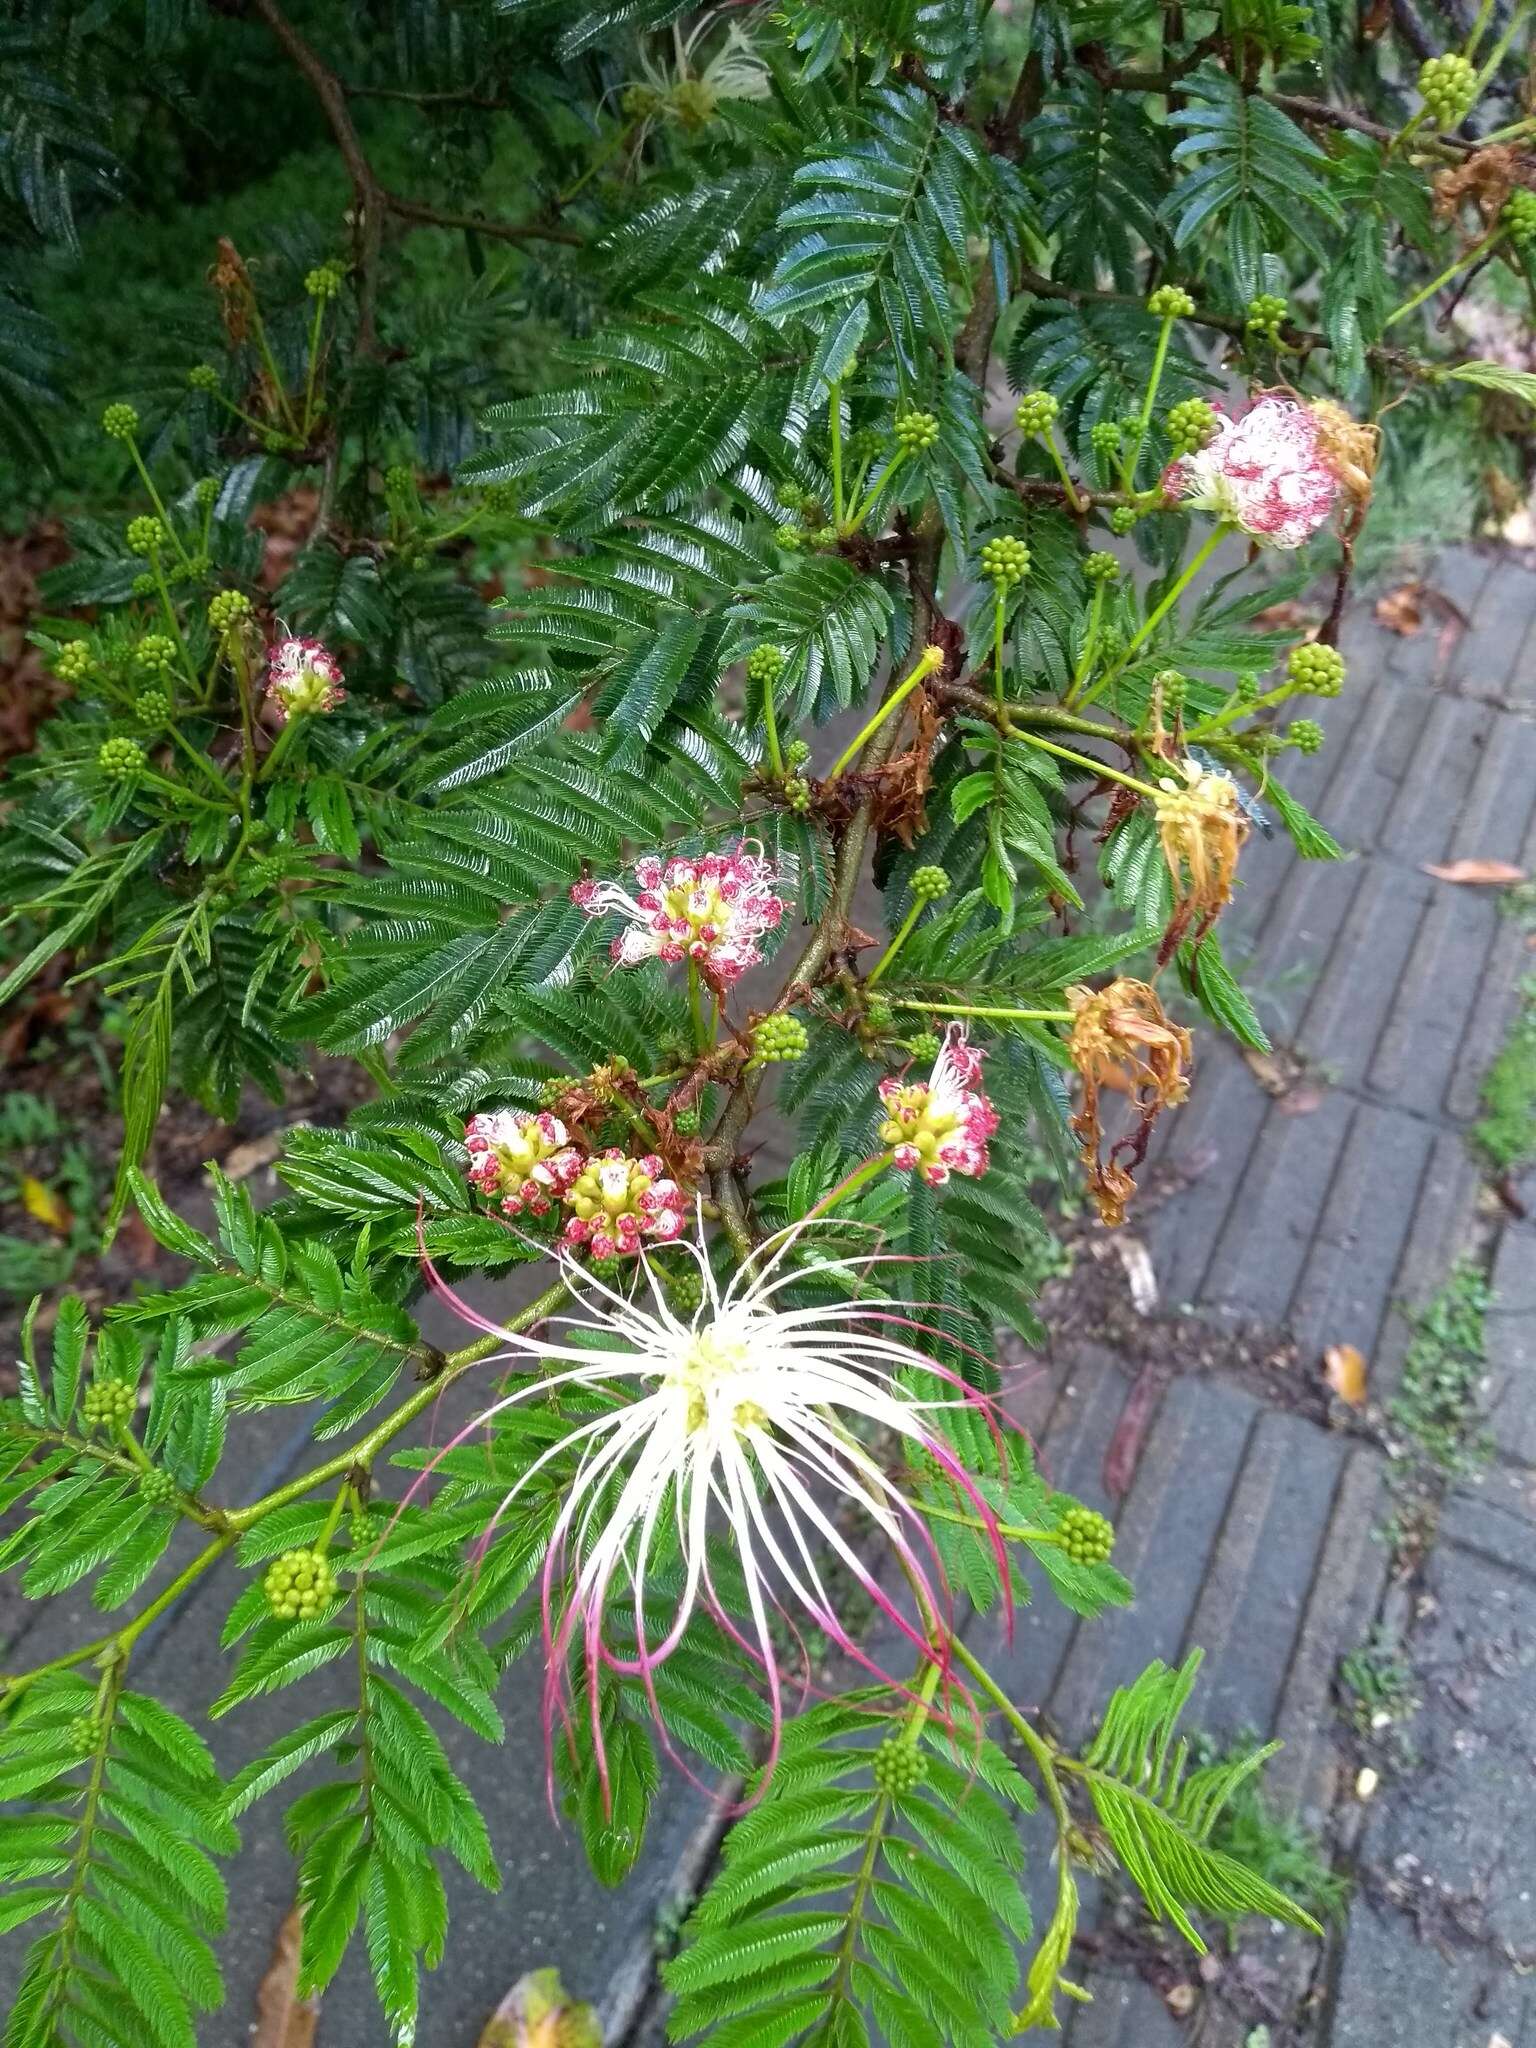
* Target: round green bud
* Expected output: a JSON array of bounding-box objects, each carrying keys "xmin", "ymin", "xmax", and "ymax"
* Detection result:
[
  {"xmin": 1109, "ymin": 505, "xmax": 1138, "ymax": 536},
  {"xmin": 481, "ymin": 481, "xmax": 519, "ymax": 515},
  {"xmin": 187, "ymin": 363, "xmax": 220, "ymax": 394},
  {"xmin": 911, "ymin": 863, "xmax": 950, "ymax": 902},
  {"xmin": 785, "ymin": 738, "xmax": 811, "ymax": 769},
  {"xmin": 67, "ymin": 1713, "xmax": 98, "ymax": 1758},
  {"xmin": 746, "ymin": 643, "xmax": 786, "ymax": 685},
  {"xmin": 134, "ymin": 690, "xmax": 170, "ymax": 725},
  {"xmin": 784, "ymin": 775, "xmax": 812, "ymax": 815},
  {"xmin": 672, "ymin": 1104, "xmax": 702, "ymax": 1135},
  {"xmin": 262, "ymin": 429, "xmax": 292, "ymax": 454},
  {"xmin": 132, "ymin": 573, "xmax": 157, "ymax": 599},
  {"xmin": 1245, "ymin": 292, "xmax": 1288, "ymax": 340},
  {"xmin": 53, "ymin": 639, "xmax": 94, "ymax": 685},
  {"xmin": 208, "ymin": 589, "xmax": 252, "ymax": 633},
  {"xmin": 871, "ymin": 1734, "xmax": 928, "ymax": 1796},
  {"xmin": 1501, "ymin": 190, "xmax": 1536, "ymax": 246},
  {"xmin": 1286, "ymin": 641, "xmax": 1347, "ymax": 696},
  {"xmin": 1418, "ymin": 52, "xmax": 1478, "ymax": 127},
  {"xmin": 96, "ymin": 737, "xmax": 146, "ymax": 783},
  {"xmin": 180, "ymin": 552, "xmax": 211, "ymax": 583},
  {"xmin": 865, "ymin": 996, "xmax": 895, "ymax": 1033},
  {"xmin": 1235, "ymin": 670, "xmax": 1262, "ymax": 706},
  {"xmin": 1057, "ymin": 1505, "xmax": 1115, "ymax": 1566},
  {"xmin": 138, "ymin": 1466, "xmax": 178, "ymax": 1507},
  {"xmin": 905, "ymin": 1030, "xmax": 941, "ymax": 1060},
  {"xmin": 1090, "ymin": 420, "xmax": 1123, "ymax": 455},
  {"xmin": 587, "ymin": 1252, "xmax": 626, "ymax": 1281},
  {"xmin": 1154, "ymin": 668, "xmax": 1187, "ymax": 711},
  {"xmin": 304, "ymin": 262, "xmax": 344, "ymax": 300},
  {"xmin": 752, "ymin": 1014, "xmax": 809, "ymax": 1063},
  {"xmin": 1166, "ymin": 396, "xmax": 1219, "ymax": 457},
  {"xmin": 664, "ymin": 1265, "xmax": 706, "ymax": 1314},
  {"xmin": 262, "ymin": 1547, "xmax": 338, "ymax": 1622},
  {"xmin": 979, "ymin": 535, "xmax": 1031, "ymax": 587},
  {"xmin": 621, "ymin": 81, "xmax": 661, "ymax": 119},
  {"xmin": 126, "ymin": 515, "xmax": 165, "ymax": 558},
  {"xmin": 1289, "ymin": 717, "xmax": 1325, "ymax": 754},
  {"xmin": 1014, "ymin": 390, "xmax": 1060, "ymax": 437},
  {"xmin": 102, "ymin": 402, "xmax": 140, "ymax": 441},
  {"xmin": 383, "ymin": 463, "xmax": 415, "ymax": 497},
  {"xmin": 1083, "ymin": 550, "xmax": 1120, "ymax": 585},
  {"xmin": 893, "ymin": 410, "xmax": 939, "ymax": 453},
  {"xmin": 81, "ymin": 1377, "xmax": 137, "ymax": 1428},
  {"xmin": 774, "ymin": 522, "xmax": 805, "ymax": 552},
  {"xmin": 135, "ymin": 633, "xmax": 177, "ymax": 676},
  {"xmin": 194, "ymin": 476, "xmax": 221, "ymax": 508},
  {"xmin": 1147, "ymin": 283, "xmax": 1195, "ymax": 321}
]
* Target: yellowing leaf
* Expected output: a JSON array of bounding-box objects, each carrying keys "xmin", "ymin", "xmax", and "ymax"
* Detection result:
[
  {"xmin": 20, "ymin": 1176, "xmax": 71, "ymax": 1234},
  {"xmin": 1324, "ymin": 1342, "xmax": 1368, "ymax": 1408}
]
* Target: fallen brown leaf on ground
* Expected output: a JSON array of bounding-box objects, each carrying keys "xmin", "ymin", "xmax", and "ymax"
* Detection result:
[
  {"xmin": 252, "ymin": 1909, "xmax": 317, "ymax": 2048},
  {"xmin": 1374, "ymin": 580, "xmax": 1426, "ymax": 633},
  {"xmin": 1324, "ymin": 1342, "xmax": 1368, "ymax": 1408},
  {"xmin": 478, "ymin": 1970, "xmax": 601, "ymax": 2048},
  {"xmin": 1164, "ymin": 1983, "xmax": 1198, "ymax": 2017},
  {"xmin": 1421, "ymin": 858, "xmax": 1527, "ymax": 885},
  {"xmin": 1103, "ymin": 1361, "xmax": 1167, "ymax": 1498},
  {"xmin": 219, "ymin": 1132, "xmax": 284, "ymax": 1181}
]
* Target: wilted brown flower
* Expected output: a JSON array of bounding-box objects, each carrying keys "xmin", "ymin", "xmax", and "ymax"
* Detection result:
[
  {"xmin": 1308, "ymin": 398, "xmax": 1378, "ymax": 523},
  {"xmin": 1067, "ymin": 979, "xmax": 1193, "ymax": 1227},
  {"xmin": 1153, "ymin": 757, "xmax": 1249, "ymax": 961},
  {"xmin": 1432, "ymin": 143, "xmax": 1527, "ymax": 227}
]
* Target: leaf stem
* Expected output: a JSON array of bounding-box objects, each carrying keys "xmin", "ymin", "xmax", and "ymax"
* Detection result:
[
  {"xmin": 886, "ymin": 999, "xmax": 1073, "ymax": 1022},
  {"xmin": 1007, "ymin": 728, "xmax": 1161, "ymax": 800},
  {"xmin": 761, "ymin": 660, "xmax": 785, "ymax": 779},
  {"xmin": 843, "ymin": 450, "xmax": 907, "ymax": 535},
  {"xmin": 993, "ymin": 587, "xmax": 1007, "ymax": 708},
  {"xmin": 1121, "ymin": 312, "xmax": 1176, "ymax": 492},
  {"xmin": 126, "ymin": 439, "xmax": 192, "ymax": 569},
  {"xmin": 829, "ymin": 381, "xmax": 845, "ymax": 527},
  {"xmin": 1077, "ymin": 521, "xmax": 1231, "ymax": 708},
  {"xmin": 1384, "ymin": 224, "xmax": 1505, "ymax": 328},
  {"xmin": 829, "ymin": 645, "xmax": 943, "ymax": 779},
  {"xmin": 867, "ymin": 899, "xmax": 924, "ymax": 986},
  {"xmin": 300, "ymin": 295, "xmax": 327, "ymax": 440}
]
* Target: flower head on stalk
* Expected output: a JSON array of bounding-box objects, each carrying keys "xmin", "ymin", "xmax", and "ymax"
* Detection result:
[
  {"xmin": 571, "ymin": 842, "xmax": 784, "ymax": 987},
  {"xmin": 562, "ymin": 1149, "xmax": 687, "ymax": 1257},
  {"xmin": 1153, "ymin": 757, "xmax": 1249, "ymax": 958},
  {"xmin": 1066, "ymin": 979, "xmax": 1192, "ymax": 1227},
  {"xmin": 417, "ymin": 1221, "xmax": 1010, "ymax": 1802},
  {"xmin": 265, "ymin": 635, "xmax": 345, "ymax": 720},
  {"xmin": 878, "ymin": 1025, "xmax": 999, "ymax": 1186},
  {"xmin": 465, "ymin": 1110, "xmax": 582, "ymax": 1219},
  {"xmin": 1161, "ymin": 395, "xmax": 1341, "ymax": 548}
]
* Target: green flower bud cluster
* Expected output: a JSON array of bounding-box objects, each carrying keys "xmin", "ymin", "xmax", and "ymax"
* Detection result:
[
  {"xmin": 1058, "ymin": 1505, "xmax": 1115, "ymax": 1565},
  {"xmin": 752, "ymin": 1014, "xmax": 808, "ymax": 1063},
  {"xmin": 1234, "ymin": 670, "xmax": 1262, "ymax": 706},
  {"xmin": 102, "ymin": 403, "xmax": 140, "ymax": 441},
  {"xmin": 1147, "ymin": 283, "xmax": 1196, "ymax": 320},
  {"xmin": 383, "ymin": 463, "xmax": 415, "ymax": 497},
  {"xmin": 132, "ymin": 573, "xmax": 157, "ymax": 598},
  {"xmin": 1090, "ymin": 420, "xmax": 1122, "ymax": 458},
  {"xmin": 785, "ymin": 738, "xmax": 811, "ymax": 769},
  {"xmin": 1109, "ymin": 505, "xmax": 1138, "ymax": 536},
  {"xmin": 774, "ymin": 522, "xmax": 805, "ymax": 552},
  {"xmin": 97, "ymin": 737, "xmax": 145, "ymax": 782},
  {"xmin": 134, "ymin": 690, "xmax": 170, "ymax": 725},
  {"xmin": 187, "ymin": 364, "xmax": 221, "ymax": 394},
  {"xmin": 179, "ymin": 552, "xmax": 212, "ymax": 583},
  {"xmin": 1418, "ymin": 52, "xmax": 1478, "ymax": 128},
  {"xmin": 1154, "ymin": 668, "xmax": 1187, "ymax": 712},
  {"xmin": 664, "ymin": 1264, "xmax": 705, "ymax": 1315},
  {"xmin": 135, "ymin": 634, "xmax": 177, "ymax": 676},
  {"xmin": 746, "ymin": 644, "xmax": 786, "ymax": 686},
  {"xmin": 1166, "ymin": 396, "xmax": 1219, "ymax": 456},
  {"xmin": 979, "ymin": 535, "xmax": 1031, "ymax": 587},
  {"xmin": 893, "ymin": 410, "xmax": 939, "ymax": 454},
  {"xmin": 1502, "ymin": 190, "xmax": 1536, "ymax": 246},
  {"xmin": 587, "ymin": 1252, "xmax": 626, "ymax": 1281},
  {"xmin": 672, "ymin": 1104, "xmax": 702, "ymax": 1135},
  {"xmin": 904, "ymin": 1030, "xmax": 941, "ymax": 1060},
  {"xmin": 194, "ymin": 477, "xmax": 221, "ymax": 509},
  {"xmin": 479, "ymin": 481, "xmax": 518, "ymax": 515},
  {"xmin": 53, "ymin": 640, "xmax": 94, "ymax": 685},
  {"xmin": 1245, "ymin": 292, "xmax": 1288, "ymax": 342},
  {"xmin": 1014, "ymin": 389, "xmax": 1059, "ymax": 436},
  {"xmin": 1083, "ymin": 550, "xmax": 1120, "ymax": 585},
  {"xmin": 138, "ymin": 1466, "xmax": 178, "ymax": 1507},
  {"xmin": 1286, "ymin": 641, "xmax": 1346, "ymax": 696},
  {"xmin": 305, "ymin": 261, "xmax": 346, "ymax": 300},
  {"xmin": 208, "ymin": 589, "xmax": 252, "ymax": 633},
  {"xmin": 68, "ymin": 1713, "xmax": 98, "ymax": 1758},
  {"xmin": 871, "ymin": 1735, "xmax": 928, "ymax": 1796},
  {"xmin": 263, "ymin": 1547, "xmax": 337, "ymax": 1621},
  {"xmin": 82, "ymin": 1378, "xmax": 136, "ymax": 1429},
  {"xmin": 1288, "ymin": 717, "xmax": 1324, "ymax": 754},
  {"xmin": 911, "ymin": 863, "xmax": 950, "ymax": 902},
  {"xmin": 783, "ymin": 776, "xmax": 812, "ymax": 815},
  {"xmin": 126, "ymin": 515, "xmax": 165, "ymax": 558},
  {"xmin": 865, "ymin": 995, "xmax": 895, "ymax": 1033}
]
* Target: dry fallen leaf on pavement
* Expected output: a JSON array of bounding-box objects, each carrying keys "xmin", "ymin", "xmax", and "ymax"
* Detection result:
[
  {"xmin": 1324, "ymin": 1342, "xmax": 1368, "ymax": 1407},
  {"xmin": 19, "ymin": 1175, "xmax": 71, "ymax": 1234},
  {"xmin": 1165, "ymin": 1983, "xmax": 1198, "ymax": 2018},
  {"xmin": 1374, "ymin": 580, "xmax": 1426, "ymax": 633},
  {"xmin": 252, "ymin": 1909, "xmax": 318, "ymax": 2048},
  {"xmin": 1421, "ymin": 858, "xmax": 1527, "ymax": 885},
  {"xmin": 1114, "ymin": 1234, "xmax": 1159, "ymax": 1316},
  {"xmin": 478, "ymin": 1969, "xmax": 601, "ymax": 2048}
]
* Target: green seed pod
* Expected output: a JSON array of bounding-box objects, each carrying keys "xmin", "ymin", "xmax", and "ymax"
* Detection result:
[
  {"xmin": 1057, "ymin": 1505, "xmax": 1115, "ymax": 1565},
  {"xmin": 1083, "ymin": 550, "xmax": 1120, "ymax": 585},
  {"xmin": 893, "ymin": 410, "xmax": 940, "ymax": 453},
  {"xmin": 102, "ymin": 402, "xmax": 140, "ymax": 441},
  {"xmin": 1014, "ymin": 390, "xmax": 1059, "ymax": 437},
  {"xmin": 126, "ymin": 515, "xmax": 165, "ymax": 558},
  {"xmin": 1166, "ymin": 397, "xmax": 1219, "ymax": 458},
  {"xmin": 978, "ymin": 535, "xmax": 1031, "ymax": 587},
  {"xmin": 96, "ymin": 737, "xmax": 146, "ymax": 783},
  {"xmin": 262, "ymin": 1547, "xmax": 338, "ymax": 1622},
  {"xmin": 911, "ymin": 864, "xmax": 950, "ymax": 902},
  {"xmin": 53, "ymin": 640, "xmax": 95, "ymax": 685},
  {"xmin": 1147, "ymin": 283, "xmax": 1195, "ymax": 320},
  {"xmin": 139, "ymin": 1466, "xmax": 178, "ymax": 1507},
  {"xmin": 1288, "ymin": 717, "xmax": 1324, "ymax": 754},
  {"xmin": 1285, "ymin": 641, "xmax": 1347, "ymax": 696},
  {"xmin": 208, "ymin": 589, "xmax": 253, "ymax": 633}
]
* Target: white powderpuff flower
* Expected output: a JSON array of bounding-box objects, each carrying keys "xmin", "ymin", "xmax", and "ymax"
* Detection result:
[
  {"xmin": 265, "ymin": 635, "xmax": 346, "ymax": 719},
  {"xmin": 878, "ymin": 1026, "xmax": 1000, "ymax": 1186},
  {"xmin": 1162, "ymin": 396, "xmax": 1341, "ymax": 549},
  {"xmin": 572, "ymin": 842, "xmax": 785, "ymax": 986}
]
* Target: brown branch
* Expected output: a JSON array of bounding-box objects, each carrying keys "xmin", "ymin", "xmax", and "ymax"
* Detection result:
[{"xmin": 385, "ymin": 195, "xmax": 582, "ymax": 247}]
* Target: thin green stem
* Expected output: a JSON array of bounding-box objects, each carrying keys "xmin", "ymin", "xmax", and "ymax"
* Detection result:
[
  {"xmin": 163, "ymin": 720, "xmax": 232, "ymax": 797},
  {"xmin": 246, "ymin": 297, "xmax": 301, "ymax": 436},
  {"xmin": 802, "ymin": 1153, "xmax": 889, "ymax": 1222},
  {"xmin": 1065, "ymin": 583, "xmax": 1106, "ymax": 705},
  {"xmin": 828, "ymin": 381, "xmax": 846, "ymax": 527},
  {"xmin": 314, "ymin": 1480, "xmax": 352, "ymax": 1556},
  {"xmin": 1384, "ymin": 224, "xmax": 1505, "ymax": 328},
  {"xmin": 210, "ymin": 388, "xmax": 279, "ymax": 438},
  {"xmin": 829, "ymin": 647, "xmax": 942, "ymax": 780},
  {"xmin": 118, "ymin": 1536, "xmax": 231, "ymax": 1653},
  {"xmin": 1120, "ymin": 313, "xmax": 1175, "ymax": 492},
  {"xmin": 300, "ymin": 295, "xmax": 326, "ymax": 440},
  {"xmin": 1465, "ymin": 0, "xmax": 1498, "ymax": 58},
  {"xmin": 886, "ymin": 999, "xmax": 1073, "ymax": 1022},
  {"xmin": 993, "ymin": 588, "xmax": 1007, "ymax": 708},
  {"xmin": 257, "ymin": 710, "xmax": 301, "ymax": 783},
  {"xmin": 761, "ymin": 663, "xmax": 785, "ymax": 779},
  {"xmin": 867, "ymin": 900, "xmax": 924, "ymax": 987},
  {"xmin": 1008, "ymin": 727, "xmax": 1161, "ymax": 799},
  {"xmin": 136, "ymin": 767, "xmax": 233, "ymax": 816},
  {"xmin": 843, "ymin": 450, "xmax": 907, "ymax": 535},
  {"xmin": 1473, "ymin": 0, "xmax": 1532, "ymax": 91},
  {"xmin": 949, "ymin": 1634, "xmax": 1072, "ymax": 1832},
  {"xmin": 126, "ymin": 441, "xmax": 192, "ymax": 568},
  {"xmin": 687, "ymin": 959, "xmax": 709, "ymax": 1053},
  {"xmin": 1042, "ymin": 427, "xmax": 1083, "ymax": 513},
  {"xmin": 1077, "ymin": 522, "xmax": 1231, "ymax": 708},
  {"xmin": 225, "ymin": 1287, "xmax": 567, "ymax": 1532},
  {"xmin": 145, "ymin": 547, "xmax": 198, "ymax": 683},
  {"xmin": 917, "ymin": 1497, "xmax": 1062, "ymax": 1545}
]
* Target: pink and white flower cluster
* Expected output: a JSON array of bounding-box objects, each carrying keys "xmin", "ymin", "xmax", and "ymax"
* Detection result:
[
  {"xmin": 265, "ymin": 636, "xmax": 346, "ymax": 720},
  {"xmin": 878, "ymin": 1026, "xmax": 1000, "ymax": 1186},
  {"xmin": 465, "ymin": 1110, "xmax": 580, "ymax": 1219},
  {"xmin": 561, "ymin": 1149, "xmax": 686, "ymax": 1258},
  {"xmin": 572, "ymin": 842, "xmax": 784, "ymax": 986},
  {"xmin": 1162, "ymin": 396, "xmax": 1340, "ymax": 549}
]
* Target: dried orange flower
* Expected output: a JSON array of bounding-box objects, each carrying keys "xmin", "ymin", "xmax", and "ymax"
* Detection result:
[
  {"xmin": 1067, "ymin": 979, "xmax": 1193, "ymax": 1227},
  {"xmin": 1308, "ymin": 398, "xmax": 1378, "ymax": 523},
  {"xmin": 1153, "ymin": 757, "xmax": 1249, "ymax": 960}
]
